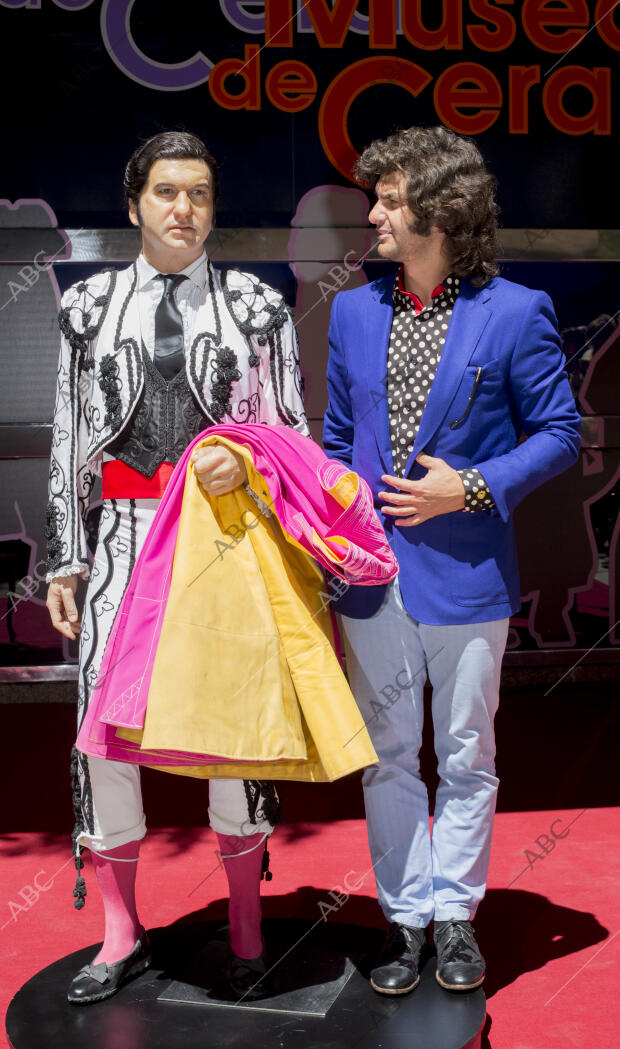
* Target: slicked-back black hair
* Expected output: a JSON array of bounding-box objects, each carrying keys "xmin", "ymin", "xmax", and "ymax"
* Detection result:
[{"xmin": 124, "ymin": 131, "xmax": 220, "ymax": 207}]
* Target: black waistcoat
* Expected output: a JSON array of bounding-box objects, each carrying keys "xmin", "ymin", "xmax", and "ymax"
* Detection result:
[{"xmin": 106, "ymin": 345, "xmax": 210, "ymax": 477}]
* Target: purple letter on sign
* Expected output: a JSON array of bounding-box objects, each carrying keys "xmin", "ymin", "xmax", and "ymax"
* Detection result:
[
  {"xmin": 219, "ymin": 0, "xmax": 265, "ymax": 34},
  {"xmin": 101, "ymin": 0, "xmax": 212, "ymax": 91}
]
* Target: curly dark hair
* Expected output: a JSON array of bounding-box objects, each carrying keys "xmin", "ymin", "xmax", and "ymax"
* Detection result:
[
  {"xmin": 124, "ymin": 130, "xmax": 220, "ymax": 207},
  {"xmin": 355, "ymin": 126, "xmax": 499, "ymax": 286}
]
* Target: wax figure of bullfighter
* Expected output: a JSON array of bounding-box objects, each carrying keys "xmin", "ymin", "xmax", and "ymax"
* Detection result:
[
  {"xmin": 323, "ymin": 126, "xmax": 581, "ymax": 994},
  {"xmin": 45, "ymin": 131, "xmax": 308, "ymax": 1003}
]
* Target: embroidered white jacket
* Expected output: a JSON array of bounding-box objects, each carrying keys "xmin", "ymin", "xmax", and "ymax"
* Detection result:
[{"xmin": 46, "ymin": 258, "xmax": 307, "ymax": 581}]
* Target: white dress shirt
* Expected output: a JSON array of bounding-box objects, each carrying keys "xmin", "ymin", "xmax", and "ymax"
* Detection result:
[{"xmin": 135, "ymin": 250, "xmax": 208, "ymax": 357}]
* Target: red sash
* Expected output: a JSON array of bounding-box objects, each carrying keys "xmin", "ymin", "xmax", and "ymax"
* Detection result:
[{"xmin": 101, "ymin": 460, "xmax": 175, "ymax": 499}]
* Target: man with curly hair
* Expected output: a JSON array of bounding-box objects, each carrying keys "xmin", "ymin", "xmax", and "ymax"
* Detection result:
[
  {"xmin": 324, "ymin": 126, "xmax": 580, "ymax": 994},
  {"xmin": 45, "ymin": 131, "xmax": 306, "ymax": 1004}
]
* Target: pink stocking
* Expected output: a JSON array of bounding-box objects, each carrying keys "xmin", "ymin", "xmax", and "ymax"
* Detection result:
[
  {"xmin": 216, "ymin": 832, "xmax": 266, "ymax": 959},
  {"xmin": 90, "ymin": 840, "xmax": 142, "ymax": 964}
]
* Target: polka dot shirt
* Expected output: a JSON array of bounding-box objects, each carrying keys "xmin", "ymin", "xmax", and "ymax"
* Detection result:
[{"xmin": 387, "ymin": 269, "xmax": 494, "ymax": 513}]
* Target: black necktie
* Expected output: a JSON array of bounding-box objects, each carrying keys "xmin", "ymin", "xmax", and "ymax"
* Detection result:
[{"xmin": 153, "ymin": 274, "xmax": 188, "ymax": 380}]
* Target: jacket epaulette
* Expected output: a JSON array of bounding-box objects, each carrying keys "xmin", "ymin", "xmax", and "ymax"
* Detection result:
[
  {"xmin": 57, "ymin": 268, "xmax": 117, "ymax": 370},
  {"xmin": 221, "ymin": 268, "xmax": 289, "ymax": 344}
]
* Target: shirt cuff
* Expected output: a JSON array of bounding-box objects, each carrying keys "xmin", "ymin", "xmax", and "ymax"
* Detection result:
[
  {"xmin": 46, "ymin": 563, "xmax": 90, "ymax": 584},
  {"xmin": 458, "ymin": 468, "xmax": 496, "ymax": 513}
]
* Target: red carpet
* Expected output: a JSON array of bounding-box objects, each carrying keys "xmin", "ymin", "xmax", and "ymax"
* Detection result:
[{"xmin": 1, "ymin": 810, "xmax": 618, "ymax": 1049}]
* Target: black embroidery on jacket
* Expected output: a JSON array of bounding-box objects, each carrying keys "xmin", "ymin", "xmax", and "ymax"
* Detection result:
[
  {"xmin": 89, "ymin": 343, "xmax": 142, "ymax": 462},
  {"xmin": 90, "ymin": 267, "xmax": 143, "ymax": 451},
  {"xmin": 44, "ymin": 501, "xmax": 63, "ymax": 573},
  {"xmin": 79, "ymin": 501, "xmax": 122, "ymax": 733},
  {"xmin": 268, "ymin": 328, "xmax": 300, "ymax": 427},
  {"xmin": 221, "ymin": 269, "xmax": 288, "ymax": 338},
  {"xmin": 98, "ymin": 354, "xmax": 123, "ymax": 429},
  {"xmin": 186, "ymin": 262, "xmax": 224, "ymax": 408},
  {"xmin": 58, "ymin": 268, "xmax": 116, "ymax": 373},
  {"xmin": 210, "ymin": 346, "xmax": 242, "ymax": 420},
  {"xmin": 114, "ymin": 266, "xmax": 137, "ymax": 349},
  {"xmin": 232, "ymin": 393, "xmax": 260, "ymax": 424},
  {"xmin": 68, "ymin": 339, "xmax": 80, "ymax": 567},
  {"xmin": 107, "ymin": 347, "xmax": 211, "ymax": 475},
  {"xmin": 221, "ymin": 269, "xmax": 302, "ymax": 427},
  {"xmin": 70, "ymin": 746, "xmax": 94, "ymax": 909}
]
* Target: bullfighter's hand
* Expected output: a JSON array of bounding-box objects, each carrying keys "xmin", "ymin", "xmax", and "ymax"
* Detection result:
[
  {"xmin": 191, "ymin": 445, "xmax": 248, "ymax": 495},
  {"xmin": 46, "ymin": 574, "xmax": 81, "ymax": 639},
  {"xmin": 379, "ymin": 453, "xmax": 466, "ymax": 526}
]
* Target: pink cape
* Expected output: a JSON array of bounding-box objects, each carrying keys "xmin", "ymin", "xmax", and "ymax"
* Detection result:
[{"xmin": 76, "ymin": 424, "xmax": 398, "ymax": 766}]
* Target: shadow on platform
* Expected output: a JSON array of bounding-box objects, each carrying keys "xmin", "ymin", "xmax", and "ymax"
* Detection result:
[
  {"xmin": 173, "ymin": 884, "xmax": 609, "ymax": 1001},
  {"xmin": 7, "ymin": 917, "xmax": 486, "ymax": 1049}
]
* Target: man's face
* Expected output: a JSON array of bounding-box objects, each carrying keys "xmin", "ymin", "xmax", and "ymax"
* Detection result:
[
  {"xmin": 129, "ymin": 157, "xmax": 214, "ymax": 264},
  {"xmin": 369, "ymin": 171, "xmax": 444, "ymax": 266}
]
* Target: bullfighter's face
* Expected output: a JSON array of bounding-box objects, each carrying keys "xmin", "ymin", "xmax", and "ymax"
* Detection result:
[{"xmin": 129, "ymin": 157, "xmax": 214, "ymax": 271}]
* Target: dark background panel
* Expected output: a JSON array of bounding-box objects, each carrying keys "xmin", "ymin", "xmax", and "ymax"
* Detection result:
[{"xmin": 0, "ymin": 1, "xmax": 617, "ymax": 227}]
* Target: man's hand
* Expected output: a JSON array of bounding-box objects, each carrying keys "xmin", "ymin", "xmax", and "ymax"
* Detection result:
[
  {"xmin": 46, "ymin": 574, "xmax": 81, "ymax": 639},
  {"xmin": 379, "ymin": 453, "xmax": 466, "ymax": 526},
  {"xmin": 191, "ymin": 445, "xmax": 248, "ymax": 496}
]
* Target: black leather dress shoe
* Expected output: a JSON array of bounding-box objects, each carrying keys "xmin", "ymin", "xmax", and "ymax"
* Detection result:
[
  {"xmin": 67, "ymin": 929, "xmax": 152, "ymax": 1004},
  {"xmin": 370, "ymin": 922, "xmax": 427, "ymax": 995},
  {"xmin": 228, "ymin": 950, "xmax": 271, "ymax": 1001},
  {"xmin": 434, "ymin": 920, "xmax": 485, "ymax": 990}
]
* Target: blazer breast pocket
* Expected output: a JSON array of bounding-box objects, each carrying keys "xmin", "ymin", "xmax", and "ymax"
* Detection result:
[{"xmin": 447, "ymin": 360, "xmax": 503, "ymax": 431}]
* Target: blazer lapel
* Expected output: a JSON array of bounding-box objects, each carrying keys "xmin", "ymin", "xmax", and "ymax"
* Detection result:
[
  {"xmin": 364, "ymin": 277, "xmax": 395, "ymax": 474},
  {"xmin": 407, "ymin": 280, "xmax": 492, "ymax": 468}
]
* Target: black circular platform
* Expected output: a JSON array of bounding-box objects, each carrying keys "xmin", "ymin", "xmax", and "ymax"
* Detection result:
[{"xmin": 6, "ymin": 920, "xmax": 485, "ymax": 1049}]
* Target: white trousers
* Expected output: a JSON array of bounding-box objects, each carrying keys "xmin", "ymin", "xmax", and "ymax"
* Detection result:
[
  {"xmin": 340, "ymin": 580, "xmax": 508, "ymax": 927},
  {"xmin": 75, "ymin": 498, "xmax": 275, "ymax": 853}
]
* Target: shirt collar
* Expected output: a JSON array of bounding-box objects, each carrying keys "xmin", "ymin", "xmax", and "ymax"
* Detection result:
[
  {"xmin": 393, "ymin": 267, "xmax": 459, "ymax": 314},
  {"xmin": 136, "ymin": 250, "xmax": 208, "ymax": 292}
]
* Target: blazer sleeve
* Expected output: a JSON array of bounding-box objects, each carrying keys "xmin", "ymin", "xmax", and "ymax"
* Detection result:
[
  {"xmin": 474, "ymin": 290, "xmax": 581, "ymax": 522},
  {"xmin": 323, "ymin": 293, "xmax": 354, "ymax": 467},
  {"xmin": 45, "ymin": 284, "xmax": 99, "ymax": 582}
]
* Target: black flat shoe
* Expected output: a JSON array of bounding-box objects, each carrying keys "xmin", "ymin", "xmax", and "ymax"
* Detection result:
[
  {"xmin": 434, "ymin": 920, "xmax": 485, "ymax": 991},
  {"xmin": 67, "ymin": 928, "xmax": 152, "ymax": 1004},
  {"xmin": 370, "ymin": 922, "xmax": 427, "ymax": 995},
  {"xmin": 228, "ymin": 949, "xmax": 271, "ymax": 1001}
]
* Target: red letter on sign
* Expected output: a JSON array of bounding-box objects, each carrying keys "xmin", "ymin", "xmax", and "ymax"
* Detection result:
[
  {"xmin": 265, "ymin": 0, "xmax": 294, "ymax": 47},
  {"xmin": 543, "ymin": 66, "xmax": 611, "ymax": 135},
  {"xmin": 208, "ymin": 45, "xmax": 261, "ymax": 111},
  {"xmin": 266, "ymin": 61, "xmax": 317, "ymax": 112},
  {"xmin": 468, "ymin": 0, "xmax": 517, "ymax": 51},
  {"xmin": 304, "ymin": 0, "xmax": 359, "ymax": 48},
  {"xmin": 522, "ymin": 0, "xmax": 589, "ymax": 53},
  {"xmin": 434, "ymin": 62, "xmax": 502, "ymax": 134},
  {"xmin": 318, "ymin": 57, "xmax": 432, "ymax": 181},
  {"xmin": 508, "ymin": 65, "xmax": 541, "ymax": 133},
  {"xmin": 369, "ymin": 0, "xmax": 397, "ymax": 49},
  {"xmin": 402, "ymin": 0, "xmax": 463, "ymax": 49},
  {"xmin": 595, "ymin": 0, "xmax": 620, "ymax": 49}
]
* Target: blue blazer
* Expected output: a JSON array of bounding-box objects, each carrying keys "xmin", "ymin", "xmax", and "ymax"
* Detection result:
[{"xmin": 323, "ymin": 274, "xmax": 581, "ymax": 625}]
